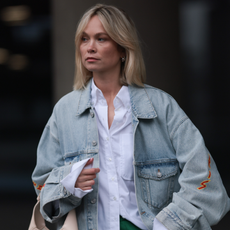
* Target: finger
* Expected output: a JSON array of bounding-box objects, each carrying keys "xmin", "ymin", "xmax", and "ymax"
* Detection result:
[
  {"xmin": 85, "ymin": 158, "xmax": 94, "ymax": 167},
  {"xmin": 81, "ymin": 167, "xmax": 100, "ymax": 175},
  {"xmin": 81, "ymin": 186, "xmax": 92, "ymax": 191},
  {"xmin": 81, "ymin": 180, "xmax": 95, "ymax": 187},
  {"xmin": 76, "ymin": 179, "xmax": 95, "ymax": 189},
  {"xmin": 78, "ymin": 174, "xmax": 96, "ymax": 182}
]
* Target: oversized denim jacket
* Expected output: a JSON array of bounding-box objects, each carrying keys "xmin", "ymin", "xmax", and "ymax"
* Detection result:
[{"xmin": 32, "ymin": 79, "xmax": 230, "ymax": 230}]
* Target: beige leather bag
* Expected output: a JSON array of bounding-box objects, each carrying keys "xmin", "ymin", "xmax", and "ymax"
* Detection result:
[{"xmin": 28, "ymin": 195, "xmax": 78, "ymax": 230}]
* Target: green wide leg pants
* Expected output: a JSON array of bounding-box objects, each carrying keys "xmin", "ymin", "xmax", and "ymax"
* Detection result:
[{"xmin": 120, "ymin": 216, "xmax": 141, "ymax": 230}]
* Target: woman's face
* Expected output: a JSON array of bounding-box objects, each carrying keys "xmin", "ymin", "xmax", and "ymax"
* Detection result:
[{"xmin": 80, "ymin": 15, "xmax": 123, "ymax": 76}]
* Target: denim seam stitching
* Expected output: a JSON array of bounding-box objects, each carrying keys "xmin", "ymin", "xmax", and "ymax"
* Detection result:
[
  {"xmin": 46, "ymin": 125, "xmax": 60, "ymax": 143},
  {"xmin": 144, "ymin": 88, "xmax": 157, "ymax": 117},
  {"xmin": 164, "ymin": 208, "xmax": 190, "ymax": 230},
  {"xmin": 76, "ymin": 90, "xmax": 83, "ymax": 114},
  {"xmin": 170, "ymin": 116, "xmax": 188, "ymax": 140},
  {"xmin": 129, "ymin": 94, "xmax": 139, "ymax": 118}
]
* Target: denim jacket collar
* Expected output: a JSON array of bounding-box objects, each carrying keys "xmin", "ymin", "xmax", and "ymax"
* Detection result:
[
  {"xmin": 76, "ymin": 80, "xmax": 92, "ymax": 116},
  {"xmin": 75, "ymin": 78, "xmax": 157, "ymax": 119},
  {"xmin": 128, "ymin": 84, "xmax": 157, "ymax": 119}
]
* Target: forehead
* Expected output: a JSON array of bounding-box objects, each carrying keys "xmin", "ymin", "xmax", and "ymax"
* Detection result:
[{"xmin": 84, "ymin": 15, "xmax": 106, "ymax": 34}]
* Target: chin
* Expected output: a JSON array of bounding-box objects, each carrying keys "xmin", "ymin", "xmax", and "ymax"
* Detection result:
[
  {"xmin": 87, "ymin": 67, "xmax": 105, "ymax": 73},
  {"xmin": 86, "ymin": 68, "xmax": 98, "ymax": 72},
  {"xmin": 84, "ymin": 65, "xmax": 99, "ymax": 72}
]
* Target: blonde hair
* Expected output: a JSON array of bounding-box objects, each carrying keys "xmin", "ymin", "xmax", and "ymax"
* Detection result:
[{"xmin": 74, "ymin": 4, "xmax": 146, "ymax": 89}]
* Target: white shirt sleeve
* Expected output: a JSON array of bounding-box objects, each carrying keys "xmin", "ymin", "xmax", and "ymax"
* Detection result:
[
  {"xmin": 60, "ymin": 158, "xmax": 93, "ymax": 198},
  {"xmin": 153, "ymin": 218, "xmax": 168, "ymax": 230}
]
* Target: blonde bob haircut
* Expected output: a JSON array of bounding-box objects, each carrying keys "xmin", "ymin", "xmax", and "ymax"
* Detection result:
[{"xmin": 74, "ymin": 4, "xmax": 146, "ymax": 89}]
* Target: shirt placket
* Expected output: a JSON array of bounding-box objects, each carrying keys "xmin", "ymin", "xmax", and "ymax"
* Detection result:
[
  {"xmin": 108, "ymin": 97, "xmax": 125, "ymax": 230},
  {"xmin": 96, "ymin": 100, "xmax": 120, "ymax": 230},
  {"xmin": 106, "ymin": 131, "xmax": 119, "ymax": 229}
]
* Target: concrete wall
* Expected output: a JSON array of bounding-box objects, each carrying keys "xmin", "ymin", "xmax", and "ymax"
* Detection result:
[{"xmin": 52, "ymin": 0, "xmax": 181, "ymax": 104}]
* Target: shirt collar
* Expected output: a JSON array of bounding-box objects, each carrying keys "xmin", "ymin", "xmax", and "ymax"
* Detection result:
[
  {"xmin": 91, "ymin": 79, "xmax": 104, "ymax": 106},
  {"xmin": 91, "ymin": 79, "xmax": 131, "ymax": 109},
  {"xmin": 76, "ymin": 78, "xmax": 157, "ymax": 119}
]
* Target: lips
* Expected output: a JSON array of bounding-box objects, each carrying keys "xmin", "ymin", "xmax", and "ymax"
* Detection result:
[{"xmin": 86, "ymin": 57, "xmax": 99, "ymax": 61}]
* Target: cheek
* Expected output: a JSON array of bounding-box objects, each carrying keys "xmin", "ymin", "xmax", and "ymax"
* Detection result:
[
  {"xmin": 80, "ymin": 43, "xmax": 87, "ymax": 54},
  {"xmin": 79, "ymin": 46, "xmax": 84, "ymax": 57},
  {"xmin": 79, "ymin": 47, "xmax": 86, "ymax": 63},
  {"xmin": 103, "ymin": 47, "xmax": 120, "ymax": 61}
]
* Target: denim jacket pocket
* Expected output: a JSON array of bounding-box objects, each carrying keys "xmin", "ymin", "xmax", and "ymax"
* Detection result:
[{"xmin": 136, "ymin": 159, "xmax": 178, "ymax": 209}]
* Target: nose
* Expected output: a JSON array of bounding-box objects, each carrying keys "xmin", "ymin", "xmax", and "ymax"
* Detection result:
[{"xmin": 87, "ymin": 40, "xmax": 96, "ymax": 53}]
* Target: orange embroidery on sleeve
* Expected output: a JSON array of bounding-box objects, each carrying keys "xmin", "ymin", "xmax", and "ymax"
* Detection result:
[
  {"xmin": 208, "ymin": 155, "xmax": 211, "ymax": 168},
  {"xmin": 197, "ymin": 180, "xmax": 210, "ymax": 190},
  {"xmin": 32, "ymin": 181, "xmax": 37, "ymax": 187},
  {"xmin": 207, "ymin": 170, "xmax": 211, "ymax": 179},
  {"xmin": 197, "ymin": 155, "xmax": 212, "ymax": 190},
  {"xmin": 37, "ymin": 185, "xmax": 43, "ymax": 191}
]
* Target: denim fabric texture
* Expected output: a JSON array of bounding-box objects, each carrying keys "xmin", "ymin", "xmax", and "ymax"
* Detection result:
[{"xmin": 32, "ymin": 79, "xmax": 230, "ymax": 230}]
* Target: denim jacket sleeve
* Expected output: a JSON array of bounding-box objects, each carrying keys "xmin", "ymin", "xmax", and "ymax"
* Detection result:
[
  {"xmin": 155, "ymin": 96, "xmax": 230, "ymax": 229},
  {"xmin": 31, "ymin": 108, "xmax": 82, "ymax": 223}
]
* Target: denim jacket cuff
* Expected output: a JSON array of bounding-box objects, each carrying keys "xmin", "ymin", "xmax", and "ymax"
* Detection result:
[
  {"xmin": 156, "ymin": 208, "xmax": 189, "ymax": 230},
  {"xmin": 40, "ymin": 164, "xmax": 82, "ymax": 222},
  {"xmin": 156, "ymin": 205, "xmax": 212, "ymax": 230}
]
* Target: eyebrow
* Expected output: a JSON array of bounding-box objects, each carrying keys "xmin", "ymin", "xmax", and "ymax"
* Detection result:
[{"xmin": 82, "ymin": 32, "xmax": 109, "ymax": 37}]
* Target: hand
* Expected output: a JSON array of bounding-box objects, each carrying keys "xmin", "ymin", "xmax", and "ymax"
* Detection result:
[{"xmin": 75, "ymin": 158, "xmax": 100, "ymax": 190}]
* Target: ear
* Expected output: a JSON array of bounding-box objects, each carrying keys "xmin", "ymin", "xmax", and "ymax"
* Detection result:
[
  {"xmin": 118, "ymin": 45, "xmax": 126, "ymax": 58},
  {"xmin": 120, "ymin": 52, "xmax": 126, "ymax": 59}
]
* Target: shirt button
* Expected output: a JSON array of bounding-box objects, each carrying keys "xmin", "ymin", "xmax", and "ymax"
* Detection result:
[
  {"xmin": 106, "ymin": 137, "xmax": 109, "ymax": 141},
  {"xmin": 90, "ymin": 112, "xmax": 94, "ymax": 118},
  {"xmin": 109, "ymin": 158, "xmax": 112, "ymax": 161},
  {"xmin": 92, "ymin": 141, "xmax": 97, "ymax": 146},
  {"xmin": 113, "ymin": 197, "xmax": 116, "ymax": 200},
  {"xmin": 91, "ymin": 198, "xmax": 96, "ymax": 204}
]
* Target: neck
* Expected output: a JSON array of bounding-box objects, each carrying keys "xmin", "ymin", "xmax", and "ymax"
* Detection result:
[{"xmin": 93, "ymin": 73, "xmax": 122, "ymax": 100}]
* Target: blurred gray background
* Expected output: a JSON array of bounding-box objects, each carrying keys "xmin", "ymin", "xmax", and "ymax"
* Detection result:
[{"xmin": 0, "ymin": 0, "xmax": 229, "ymax": 229}]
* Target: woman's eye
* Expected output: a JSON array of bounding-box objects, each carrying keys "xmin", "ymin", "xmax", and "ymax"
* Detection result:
[
  {"xmin": 81, "ymin": 37, "xmax": 88, "ymax": 42},
  {"xmin": 98, "ymin": 38, "xmax": 105, "ymax": 41}
]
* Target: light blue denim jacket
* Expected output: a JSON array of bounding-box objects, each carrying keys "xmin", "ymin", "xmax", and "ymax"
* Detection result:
[{"xmin": 32, "ymin": 79, "xmax": 230, "ymax": 230}]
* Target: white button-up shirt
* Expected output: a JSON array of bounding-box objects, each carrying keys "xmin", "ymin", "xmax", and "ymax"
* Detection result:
[
  {"xmin": 61, "ymin": 80, "xmax": 167, "ymax": 230},
  {"xmin": 91, "ymin": 81, "xmax": 147, "ymax": 230}
]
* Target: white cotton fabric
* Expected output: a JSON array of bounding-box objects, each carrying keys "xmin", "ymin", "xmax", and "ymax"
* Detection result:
[
  {"xmin": 61, "ymin": 80, "xmax": 168, "ymax": 230},
  {"xmin": 153, "ymin": 219, "xmax": 168, "ymax": 230},
  {"xmin": 61, "ymin": 158, "xmax": 93, "ymax": 198}
]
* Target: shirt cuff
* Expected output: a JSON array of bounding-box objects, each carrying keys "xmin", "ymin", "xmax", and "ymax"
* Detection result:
[
  {"xmin": 60, "ymin": 158, "xmax": 93, "ymax": 198},
  {"xmin": 153, "ymin": 218, "xmax": 168, "ymax": 230}
]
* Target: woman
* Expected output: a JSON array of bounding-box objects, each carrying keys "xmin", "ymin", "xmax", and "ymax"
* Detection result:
[{"xmin": 32, "ymin": 4, "xmax": 230, "ymax": 230}]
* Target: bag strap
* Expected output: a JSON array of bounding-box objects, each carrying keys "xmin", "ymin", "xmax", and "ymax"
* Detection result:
[
  {"xmin": 28, "ymin": 196, "xmax": 49, "ymax": 230},
  {"xmin": 28, "ymin": 196, "xmax": 78, "ymax": 230},
  {"xmin": 60, "ymin": 209, "xmax": 78, "ymax": 230}
]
